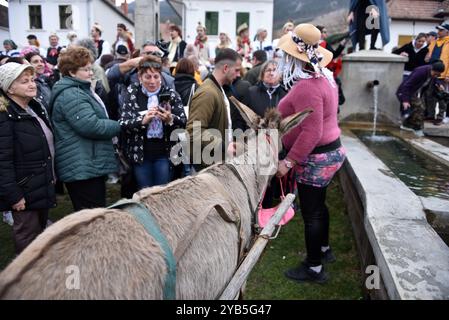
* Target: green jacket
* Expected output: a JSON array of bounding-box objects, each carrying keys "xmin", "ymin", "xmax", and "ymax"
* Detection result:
[
  {"xmin": 186, "ymin": 76, "xmax": 229, "ymax": 168},
  {"xmin": 50, "ymin": 76, "xmax": 120, "ymax": 182}
]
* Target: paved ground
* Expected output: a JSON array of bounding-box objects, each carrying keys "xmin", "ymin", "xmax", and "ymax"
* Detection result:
[{"xmin": 424, "ymin": 120, "xmax": 449, "ymax": 138}]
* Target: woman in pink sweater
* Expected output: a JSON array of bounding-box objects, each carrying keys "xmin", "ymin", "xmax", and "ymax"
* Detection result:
[{"xmin": 276, "ymin": 24, "xmax": 346, "ymax": 284}]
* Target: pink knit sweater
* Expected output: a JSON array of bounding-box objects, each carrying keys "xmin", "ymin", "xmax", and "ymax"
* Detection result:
[{"xmin": 279, "ymin": 76, "xmax": 341, "ymax": 164}]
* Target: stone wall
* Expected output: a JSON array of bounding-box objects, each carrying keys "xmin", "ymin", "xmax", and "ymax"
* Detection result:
[
  {"xmin": 340, "ymin": 130, "xmax": 449, "ymax": 299},
  {"xmin": 340, "ymin": 50, "xmax": 407, "ymax": 126}
]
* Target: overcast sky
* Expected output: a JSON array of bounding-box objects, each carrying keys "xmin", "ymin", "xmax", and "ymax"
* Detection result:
[
  {"xmin": 115, "ymin": 0, "xmax": 136, "ymax": 5},
  {"xmin": 115, "ymin": 0, "xmax": 135, "ymax": 5}
]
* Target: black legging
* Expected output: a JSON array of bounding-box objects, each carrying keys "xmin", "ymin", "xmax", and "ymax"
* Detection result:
[
  {"xmin": 356, "ymin": 0, "xmax": 380, "ymax": 50},
  {"xmin": 298, "ymin": 183, "xmax": 330, "ymax": 267}
]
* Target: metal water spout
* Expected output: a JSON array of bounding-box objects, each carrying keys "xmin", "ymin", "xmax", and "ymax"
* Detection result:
[{"xmin": 366, "ymin": 80, "xmax": 380, "ymax": 89}]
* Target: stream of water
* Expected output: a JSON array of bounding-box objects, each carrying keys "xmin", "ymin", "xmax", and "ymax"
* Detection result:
[{"xmin": 372, "ymin": 85, "xmax": 379, "ymax": 137}]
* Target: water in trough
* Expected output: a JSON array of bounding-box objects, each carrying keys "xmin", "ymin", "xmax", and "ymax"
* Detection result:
[{"xmin": 354, "ymin": 130, "xmax": 449, "ymax": 201}]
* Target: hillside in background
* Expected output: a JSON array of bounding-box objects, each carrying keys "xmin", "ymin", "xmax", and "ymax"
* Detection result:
[{"xmin": 273, "ymin": 0, "xmax": 349, "ymax": 30}]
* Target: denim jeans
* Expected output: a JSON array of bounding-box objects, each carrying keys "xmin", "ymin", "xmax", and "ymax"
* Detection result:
[{"xmin": 134, "ymin": 157, "xmax": 170, "ymax": 189}]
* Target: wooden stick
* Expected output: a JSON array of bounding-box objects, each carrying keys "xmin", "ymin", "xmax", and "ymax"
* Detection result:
[{"xmin": 218, "ymin": 193, "xmax": 296, "ymax": 300}]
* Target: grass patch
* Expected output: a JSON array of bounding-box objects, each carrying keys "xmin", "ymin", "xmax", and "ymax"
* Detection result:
[{"xmin": 245, "ymin": 179, "xmax": 364, "ymax": 300}]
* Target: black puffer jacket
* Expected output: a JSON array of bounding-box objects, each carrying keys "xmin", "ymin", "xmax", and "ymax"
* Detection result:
[
  {"xmin": 174, "ymin": 73, "xmax": 198, "ymax": 106},
  {"xmin": 35, "ymin": 76, "xmax": 52, "ymax": 114},
  {"xmin": 0, "ymin": 94, "xmax": 56, "ymax": 211},
  {"xmin": 243, "ymin": 82, "xmax": 287, "ymax": 117}
]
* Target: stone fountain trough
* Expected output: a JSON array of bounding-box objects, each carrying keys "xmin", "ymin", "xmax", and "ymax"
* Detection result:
[{"xmin": 338, "ymin": 51, "xmax": 449, "ymax": 300}]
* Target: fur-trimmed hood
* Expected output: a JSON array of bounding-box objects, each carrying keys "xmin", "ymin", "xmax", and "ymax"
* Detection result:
[
  {"xmin": 0, "ymin": 94, "xmax": 9, "ymax": 112},
  {"xmin": 0, "ymin": 92, "xmax": 49, "ymax": 122}
]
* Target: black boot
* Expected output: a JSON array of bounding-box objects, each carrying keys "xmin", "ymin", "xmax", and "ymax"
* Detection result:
[
  {"xmin": 285, "ymin": 261, "xmax": 328, "ymax": 284},
  {"xmin": 321, "ymin": 247, "xmax": 336, "ymax": 264}
]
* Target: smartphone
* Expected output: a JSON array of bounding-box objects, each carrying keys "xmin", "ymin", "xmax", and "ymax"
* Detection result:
[{"xmin": 159, "ymin": 92, "xmax": 172, "ymax": 103}]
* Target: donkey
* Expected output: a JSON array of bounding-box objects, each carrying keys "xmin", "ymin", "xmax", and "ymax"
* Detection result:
[{"xmin": 0, "ymin": 98, "xmax": 311, "ymax": 299}]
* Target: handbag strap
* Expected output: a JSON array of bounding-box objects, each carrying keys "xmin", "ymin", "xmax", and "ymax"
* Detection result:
[
  {"xmin": 280, "ymin": 172, "xmax": 297, "ymax": 198},
  {"xmin": 280, "ymin": 176, "xmax": 285, "ymax": 198},
  {"xmin": 186, "ymin": 83, "xmax": 195, "ymax": 106},
  {"xmin": 259, "ymin": 177, "xmax": 283, "ymax": 209}
]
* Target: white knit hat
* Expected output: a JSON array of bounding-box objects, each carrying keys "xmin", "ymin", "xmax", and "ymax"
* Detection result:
[
  {"xmin": 0, "ymin": 63, "xmax": 35, "ymax": 92},
  {"xmin": 92, "ymin": 22, "xmax": 103, "ymax": 33}
]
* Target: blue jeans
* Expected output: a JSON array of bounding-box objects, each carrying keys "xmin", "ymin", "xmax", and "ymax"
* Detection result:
[{"xmin": 134, "ymin": 157, "xmax": 170, "ymax": 189}]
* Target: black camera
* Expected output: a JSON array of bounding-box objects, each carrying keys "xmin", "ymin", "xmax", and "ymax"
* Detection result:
[
  {"xmin": 433, "ymin": 86, "xmax": 449, "ymax": 101},
  {"xmin": 156, "ymin": 40, "xmax": 170, "ymax": 58}
]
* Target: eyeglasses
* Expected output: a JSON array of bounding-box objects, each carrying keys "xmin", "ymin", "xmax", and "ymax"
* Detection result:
[
  {"xmin": 141, "ymin": 61, "xmax": 162, "ymax": 69},
  {"xmin": 143, "ymin": 51, "xmax": 163, "ymax": 58},
  {"xmin": 78, "ymin": 67, "xmax": 93, "ymax": 72}
]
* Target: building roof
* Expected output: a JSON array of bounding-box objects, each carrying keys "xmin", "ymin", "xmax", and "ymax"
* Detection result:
[
  {"xmin": 388, "ymin": 0, "xmax": 444, "ymax": 22},
  {"xmin": 101, "ymin": 0, "xmax": 134, "ymax": 25}
]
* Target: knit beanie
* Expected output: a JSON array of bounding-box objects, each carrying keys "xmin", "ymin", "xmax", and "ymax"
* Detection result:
[{"xmin": 0, "ymin": 63, "xmax": 35, "ymax": 92}]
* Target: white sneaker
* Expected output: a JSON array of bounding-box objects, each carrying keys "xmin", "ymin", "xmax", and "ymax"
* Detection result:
[
  {"xmin": 2, "ymin": 211, "xmax": 14, "ymax": 226},
  {"xmin": 443, "ymin": 117, "xmax": 449, "ymax": 124},
  {"xmin": 414, "ymin": 130, "xmax": 425, "ymax": 137},
  {"xmin": 400, "ymin": 125, "xmax": 415, "ymax": 132},
  {"xmin": 106, "ymin": 173, "xmax": 119, "ymax": 184}
]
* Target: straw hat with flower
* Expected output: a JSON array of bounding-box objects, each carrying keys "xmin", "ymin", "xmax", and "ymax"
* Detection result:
[
  {"xmin": 278, "ymin": 23, "xmax": 333, "ymax": 69},
  {"xmin": 277, "ymin": 24, "xmax": 335, "ymax": 90}
]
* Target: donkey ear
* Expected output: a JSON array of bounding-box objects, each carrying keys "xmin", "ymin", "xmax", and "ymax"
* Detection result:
[
  {"xmin": 229, "ymin": 96, "xmax": 259, "ymax": 127},
  {"xmin": 279, "ymin": 108, "xmax": 313, "ymax": 136}
]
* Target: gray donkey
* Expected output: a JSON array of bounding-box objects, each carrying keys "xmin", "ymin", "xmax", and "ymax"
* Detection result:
[{"xmin": 0, "ymin": 98, "xmax": 311, "ymax": 299}]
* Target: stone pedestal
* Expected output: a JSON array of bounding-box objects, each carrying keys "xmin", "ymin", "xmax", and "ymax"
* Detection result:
[
  {"xmin": 135, "ymin": 0, "xmax": 160, "ymax": 49},
  {"xmin": 340, "ymin": 50, "xmax": 407, "ymax": 126}
]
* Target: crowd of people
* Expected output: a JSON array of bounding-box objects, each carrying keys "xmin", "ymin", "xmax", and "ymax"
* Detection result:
[
  {"xmin": 395, "ymin": 23, "xmax": 449, "ymax": 129},
  {"xmin": 1, "ymin": 14, "xmax": 447, "ymax": 285},
  {"xmin": 0, "ymin": 21, "xmax": 304, "ymax": 254}
]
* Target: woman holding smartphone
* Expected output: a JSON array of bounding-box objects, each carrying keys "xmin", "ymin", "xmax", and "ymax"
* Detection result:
[{"xmin": 119, "ymin": 55, "xmax": 186, "ymax": 189}]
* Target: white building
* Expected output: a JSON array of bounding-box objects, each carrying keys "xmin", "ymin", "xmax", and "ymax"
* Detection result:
[
  {"xmin": 167, "ymin": 0, "xmax": 274, "ymax": 58},
  {"xmin": 0, "ymin": 0, "xmax": 9, "ymax": 45},
  {"xmin": 7, "ymin": 0, "xmax": 134, "ymax": 50}
]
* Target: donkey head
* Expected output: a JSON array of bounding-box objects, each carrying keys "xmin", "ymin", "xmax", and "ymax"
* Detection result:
[{"xmin": 229, "ymin": 96, "xmax": 312, "ymax": 177}]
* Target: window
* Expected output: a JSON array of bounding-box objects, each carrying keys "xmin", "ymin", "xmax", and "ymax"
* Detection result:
[
  {"xmin": 205, "ymin": 11, "xmax": 219, "ymax": 35},
  {"xmin": 0, "ymin": 4, "xmax": 8, "ymax": 29},
  {"xmin": 29, "ymin": 5, "xmax": 42, "ymax": 29},
  {"xmin": 236, "ymin": 12, "xmax": 249, "ymax": 35},
  {"xmin": 59, "ymin": 5, "xmax": 73, "ymax": 30}
]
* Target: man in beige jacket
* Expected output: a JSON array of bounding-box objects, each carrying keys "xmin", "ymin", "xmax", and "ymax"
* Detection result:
[{"xmin": 186, "ymin": 49, "xmax": 242, "ymax": 170}]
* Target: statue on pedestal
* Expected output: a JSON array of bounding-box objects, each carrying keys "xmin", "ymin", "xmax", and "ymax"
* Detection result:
[{"xmin": 348, "ymin": 0, "xmax": 390, "ymax": 51}]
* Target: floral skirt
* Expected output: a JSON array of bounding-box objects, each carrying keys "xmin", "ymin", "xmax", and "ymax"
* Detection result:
[{"xmin": 296, "ymin": 146, "xmax": 346, "ymax": 188}]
